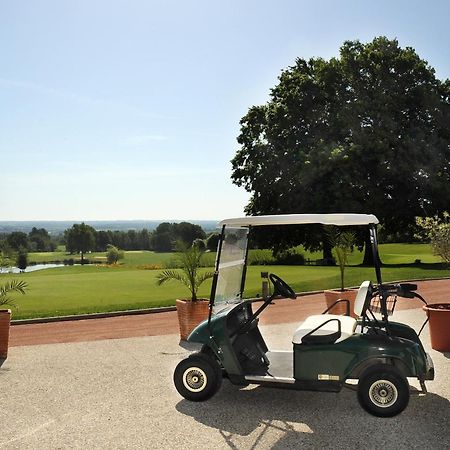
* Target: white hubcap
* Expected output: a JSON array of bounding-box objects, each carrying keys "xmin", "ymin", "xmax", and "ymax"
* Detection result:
[
  {"xmin": 369, "ymin": 379, "xmax": 398, "ymax": 408},
  {"xmin": 182, "ymin": 367, "xmax": 207, "ymax": 392}
]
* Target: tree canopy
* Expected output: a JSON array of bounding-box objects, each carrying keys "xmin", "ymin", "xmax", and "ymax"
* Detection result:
[
  {"xmin": 6, "ymin": 232, "xmax": 28, "ymax": 251},
  {"xmin": 151, "ymin": 222, "xmax": 206, "ymax": 252},
  {"xmin": 28, "ymin": 227, "xmax": 55, "ymax": 252},
  {"xmin": 65, "ymin": 223, "xmax": 96, "ymax": 263},
  {"xmin": 231, "ymin": 37, "xmax": 450, "ymax": 258}
]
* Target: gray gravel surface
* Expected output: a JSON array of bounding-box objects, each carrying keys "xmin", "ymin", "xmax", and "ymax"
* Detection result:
[{"xmin": 0, "ymin": 309, "xmax": 449, "ymax": 449}]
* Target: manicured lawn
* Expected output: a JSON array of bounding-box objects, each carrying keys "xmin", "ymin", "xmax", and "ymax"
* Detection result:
[
  {"xmin": 4, "ymin": 265, "xmax": 206, "ymax": 319},
  {"xmin": 3, "ymin": 253, "xmax": 449, "ymax": 319}
]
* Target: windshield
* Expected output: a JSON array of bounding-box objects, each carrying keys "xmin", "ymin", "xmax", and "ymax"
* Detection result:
[{"xmin": 213, "ymin": 226, "xmax": 249, "ymax": 311}]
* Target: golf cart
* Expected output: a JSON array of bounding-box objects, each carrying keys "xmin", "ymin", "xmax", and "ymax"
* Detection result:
[{"xmin": 173, "ymin": 214, "xmax": 434, "ymax": 417}]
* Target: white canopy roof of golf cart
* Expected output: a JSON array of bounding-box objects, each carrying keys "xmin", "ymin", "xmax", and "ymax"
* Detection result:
[{"xmin": 219, "ymin": 213, "xmax": 379, "ymax": 227}]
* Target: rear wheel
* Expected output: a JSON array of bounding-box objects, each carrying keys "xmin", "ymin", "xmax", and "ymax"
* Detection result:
[
  {"xmin": 357, "ymin": 365, "xmax": 409, "ymax": 417},
  {"xmin": 174, "ymin": 353, "xmax": 222, "ymax": 401}
]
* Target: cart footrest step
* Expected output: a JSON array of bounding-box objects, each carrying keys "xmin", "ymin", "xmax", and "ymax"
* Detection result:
[{"xmin": 245, "ymin": 375, "xmax": 295, "ymax": 384}]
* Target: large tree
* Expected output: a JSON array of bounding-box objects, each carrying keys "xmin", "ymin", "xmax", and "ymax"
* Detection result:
[
  {"xmin": 151, "ymin": 222, "xmax": 206, "ymax": 252},
  {"xmin": 28, "ymin": 227, "xmax": 54, "ymax": 252},
  {"xmin": 231, "ymin": 37, "xmax": 450, "ymax": 262},
  {"xmin": 65, "ymin": 223, "xmax": 96, "ymax": 264}
]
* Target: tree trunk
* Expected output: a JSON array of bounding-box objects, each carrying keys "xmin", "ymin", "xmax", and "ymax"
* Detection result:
[
  {"xmin": 322, "ymin": 240, "xmax": 333, "ymax": 262},
  {"xmin": 81, "ymin": 251, "xmax": 85, "ymax": 265}
]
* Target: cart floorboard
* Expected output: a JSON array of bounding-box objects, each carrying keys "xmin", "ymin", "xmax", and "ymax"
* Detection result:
[{"xmin": 245, "ymin": 350, "xmax": 294, "ymax": 382}]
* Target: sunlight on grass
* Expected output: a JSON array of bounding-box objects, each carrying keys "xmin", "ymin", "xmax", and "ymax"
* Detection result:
[{"xmin": 5, "ymin": 243, "xmax": 448, "ymax": 319}]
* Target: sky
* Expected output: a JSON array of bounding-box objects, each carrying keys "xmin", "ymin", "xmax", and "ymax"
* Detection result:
[{"xmin": 1, "ymin": 0, "xmax": 449, "ymax": 221}]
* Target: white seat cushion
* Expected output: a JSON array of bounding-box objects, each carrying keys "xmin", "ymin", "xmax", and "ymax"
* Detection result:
[{"xmin": 292, "ymin": 314, "xmax": 357, "ymax": 344}]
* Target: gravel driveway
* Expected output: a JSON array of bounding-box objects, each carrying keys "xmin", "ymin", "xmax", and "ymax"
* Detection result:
[{"xmin": 1, "ymin": 308, "xmax": 449, "ymax": 449}]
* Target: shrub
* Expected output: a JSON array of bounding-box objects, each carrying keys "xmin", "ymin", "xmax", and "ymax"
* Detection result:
[
  {"xmin": 137, "ymin": 264, "xmax": 163, "ymax": 270},
  {"xmin": 249, "ymin": 249, "xmax": 275, "ymax": 265},
  {"xmin": 106, "ymin": 245, "xmax": 124, "ymax": 265},
  {"xmin": 416, "ymin": 213, "xmax": 450, "ymax": 265},
  {"xmin": 273, "ymin": 249, "xmax": 305, "ymax": 265},
  {"xmin": 16, "ymin": 250, "xmax": 28, "ymax": 272}
]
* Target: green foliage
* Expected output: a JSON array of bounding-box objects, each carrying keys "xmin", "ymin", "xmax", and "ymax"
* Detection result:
[
  {"xmin": 416, "ymin": 212, "xmax": 450, "ymax": 265},
  {"xmin": 273, "ymin": 248, "xmax": 306, "ymax": 265},
  {"xmin": 156, "ymin": 245, "xmax": 213, "ymax": 301},
  {"xmin": 16, "ymin": 250, "xmax": 28, "ymax": 271},
  {"xmin": 206, "ymin": 232, "xmax": 220, "ymax": 252},
  {"xmin": 95, "ymin": 229, "xmax": 152, "ymax": 251},
  {"xmin": 151, "ymin": 231, "xmax": 173, "ymax": 252},
  {"xmin": 0, "ymin": 248, "xmax": 15, "ymax": 270},
  {"xmin": 231, "ymin": 37, "xmax": 450, "ymax": 252},
  {"xmin": 151, "ymin": 222, "xmax": 206, "ymax": 251},
  {"xmin": 4, "ymin": 250, "xmax": 449, "ymax": 320},
  {"xmin": 6, "ymin": 232, "xmax": 28, "ymax": 251},
  {"xmin": 175, "ymin": 222, "xmax": 206, "ymax": 246},
  {"xmin": 2, "ymin": 222, "xmax": 207, "ymax": 258},
  {"xmin": 65, "ymin": 223, "xmax": 96, "ymax": 263},
  {"xmin": 248, "ymin": 249, "xmax": 275, "ymax": 265},
  {"xmin": 192, "ymin": 238, "xmax": 206, "ymax": 251},
  {"xmin": 326, "ymin": 228, "xmax": 356, "ymax": 291},
  {"xmin": 106, "ymin": 245, "xmax": 124, "ymax": 265},
  {"xmin": 28, "ymin": 227, "xmax": 55, "ymax": 252},
  {"xmin": 0, "ymin": 279, "xmax": 28, "ymax": 308}
]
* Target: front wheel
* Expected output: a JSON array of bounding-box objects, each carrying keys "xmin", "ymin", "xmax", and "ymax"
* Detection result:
[
  {"xmin": 357, "ymin": 365, "xmax": 409, "ymax": 417},
  {"xmin": 174, "ymin": 354, "xmax": 222, "ymax": 401}
]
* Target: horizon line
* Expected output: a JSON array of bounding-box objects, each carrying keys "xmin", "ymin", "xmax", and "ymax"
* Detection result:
[{"xmin": 0, "ymin": 218, "xmax": 220, "ymax": 222}]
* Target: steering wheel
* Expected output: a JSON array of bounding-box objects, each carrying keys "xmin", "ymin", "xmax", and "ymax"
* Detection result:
[{"xmin": 269, "ymin": 273, "xmax": 297, "ymax": 299}]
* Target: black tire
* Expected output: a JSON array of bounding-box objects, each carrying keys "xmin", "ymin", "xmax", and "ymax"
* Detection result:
[
  {"xmin": 357, "ymin": 365, "xmax": 410, "ymax": 417},
  {"xmin": 174, "ymin": 354, "xmax": 222, "ymax": 401}
]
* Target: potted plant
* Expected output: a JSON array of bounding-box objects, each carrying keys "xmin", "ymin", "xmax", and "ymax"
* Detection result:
[
  {"xmin": 156, "ymin": 244, "xmax": 214, "ymax": 340},
  {"xmin": 324, "ymin": 229, "xmax": 358, "ymax": 317},
  {"xmin": 423, "ymin": 303, "xmax": 450, "ymax": 352},
  {"xmin": 0, "ymin": 279, "xmax": 28, "ymax": 365}
]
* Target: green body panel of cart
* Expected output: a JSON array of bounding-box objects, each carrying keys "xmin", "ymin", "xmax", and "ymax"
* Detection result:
[{"xmin": 187, "ymin": 302, "xmax": 432, "ymax": 383}]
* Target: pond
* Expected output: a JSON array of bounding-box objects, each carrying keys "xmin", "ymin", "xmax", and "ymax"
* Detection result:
[{"xmin": 0, "ymin": 263, "xmax": 66, "ymax": 274}]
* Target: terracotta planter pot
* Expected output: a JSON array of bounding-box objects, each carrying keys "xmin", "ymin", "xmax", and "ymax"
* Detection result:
[
  {"xmin": 0, "ymin": 309, "xmax": 12, "ymax": 360},
  {"xmin": 176, "ymin": 299, "xmax": 209, "ymax": 340},
  {"xmin": 324, "ymin": 289, "xmax": 358, "ymax": 318},
  {"xmin": 423, "ymin": 303, "xmax": 450, "ymax": 352}
]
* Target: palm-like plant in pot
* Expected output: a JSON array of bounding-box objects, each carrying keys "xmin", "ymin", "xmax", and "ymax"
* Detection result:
[
  {"xmin": 324, "ymin": 229, "xmax": 358, "ymax": 317},
  {"xmin": 1, "ymin": 279, "xmax": 28, "ymax": 364},
  {"xmin": 156, "ymin": 244, "xmax": 213, "ymax": 340}
]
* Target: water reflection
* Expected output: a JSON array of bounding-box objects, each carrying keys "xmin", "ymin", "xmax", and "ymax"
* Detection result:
[{"xmin": 0, "ymin": 263, "xmax": 66, "ymax": 274}]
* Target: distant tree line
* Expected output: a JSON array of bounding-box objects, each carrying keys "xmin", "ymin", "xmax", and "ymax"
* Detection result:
[
  {"xmin": 0, "ymin": 222, "xmax": 221, "ymax": 269},
  {"xmin": 0, "ymin": 228, "xmax": 56, "ymax": 270},
  {"xmin": 0, "ymin": 227, "xmax": 57, "ymax": 253},
  {"xmin": 62, "ymin": 221, "xmax": 214, "ymax": 258}
]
